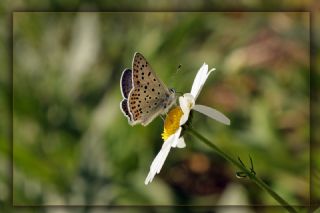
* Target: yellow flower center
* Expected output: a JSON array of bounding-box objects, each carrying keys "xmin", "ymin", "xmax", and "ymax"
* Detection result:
[{"xmin": 161, "ymin": 106, "xmax": 184, "ymax": 141}]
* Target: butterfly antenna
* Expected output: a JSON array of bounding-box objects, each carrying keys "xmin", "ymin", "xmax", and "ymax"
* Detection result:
[
  {"xmin": 168, "ymin": 63, "xmax": 182, "ymax": 86},
  {"xmin": 177, "ymin": 64, "xmax": 182, "ymax": 72}
]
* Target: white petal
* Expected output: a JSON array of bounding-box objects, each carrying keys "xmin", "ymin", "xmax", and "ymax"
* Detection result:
[
  {"xmin": 171, "ymin": 127, "xmax": 182, "ymax": 147},
  {"xmin": 145, "ymin": 146, "xmax": 170, "ymax": 184},
  {"xmin": 190, "ymin": 63, "xmax": 208, "ymax": 98},
  {"xmin": 145, "ymin": 167, "xmax": 157, "ymax": 185},
  {"xmin": 180, "ymin": 113, "xmax": 189, "ymax": 126},
  {"xmin": 193, "ymin": 104, "xmax": 230, "ymax": 125},
  {"xmin": 176, "ymin": 137, "xmax": 186, "ymax": 148},
  {"xmin": 179, "ymin": 94, "xmax": 195, "ymax": 125},
  {"xmin": 144, "ymin": 132, "xmax": 177, "ymax": 185},
  {"xmin": 155, "ymin": 142, "xmax": 172, "ymax": 174},
  {"xmin": 179, "ymin": 94, "xmax": 194, "ymax": 113},
  {"xmin": 190, "ymin": 63, "xmax": 215, "ymax": 100},
  {"xmin": 152, "ymin": 136, "xmax": 173, "ymax": 171}
]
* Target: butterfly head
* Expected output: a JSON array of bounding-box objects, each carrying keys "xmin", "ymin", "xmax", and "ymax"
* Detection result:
[
  {"xmin": 163, "ymin": 88, "xmax": 176, "ymax": 113},
  {"xmin": 168, "ymin": 88, "xmax": 176, "ymax": 102}
]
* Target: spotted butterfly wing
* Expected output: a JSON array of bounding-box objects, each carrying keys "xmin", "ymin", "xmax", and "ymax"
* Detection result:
[{"xmin": 121, "ymin": 52, "xmax": 175, "ymax": 126}]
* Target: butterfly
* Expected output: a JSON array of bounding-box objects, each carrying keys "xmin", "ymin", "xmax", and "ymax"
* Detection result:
[{"xmin": 120, "ymin": 52, "xmax": 176, "ymax": 126}]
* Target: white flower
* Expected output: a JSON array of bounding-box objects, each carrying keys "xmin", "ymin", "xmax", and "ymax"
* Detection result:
[
  {"xmin": 144, "ymin": 63, "xmax": 230, "ymax": 185},
  {"xmin": 145, "ymin": 107, "xmax": 185, "ymax": 185}
]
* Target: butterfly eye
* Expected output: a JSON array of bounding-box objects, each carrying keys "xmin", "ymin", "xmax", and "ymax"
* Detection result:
[{"xmin": 169, "ymin": 88, "xmax": 175, "ymax": 93}]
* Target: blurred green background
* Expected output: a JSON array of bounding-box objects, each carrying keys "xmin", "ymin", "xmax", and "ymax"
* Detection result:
[{"xmin": 8, "ymin": 11, "xmax": 311, "ymax": 211}]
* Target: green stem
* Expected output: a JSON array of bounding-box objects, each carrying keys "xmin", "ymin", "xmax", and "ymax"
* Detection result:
[{"xmin": 187, "ymin": 127, "xmax": 298, "ymax": 213}]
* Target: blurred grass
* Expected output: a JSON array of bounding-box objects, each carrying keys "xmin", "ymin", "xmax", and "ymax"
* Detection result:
[
  {"xmin": 0, "ymin": 5, "xmax": 317, "ymax": 213},
  {"xmin": 312, "ymin": 8, "xmax": 320, "ymax": 210},
  {"xmin": 10, "ymin": 12, "xmax": 310, "ymax": 209}
]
